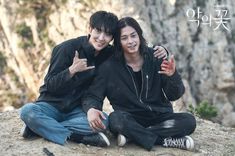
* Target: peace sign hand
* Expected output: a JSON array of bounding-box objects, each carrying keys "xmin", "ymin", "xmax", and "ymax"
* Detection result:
[{"xmin": 69, "ymin": 51, "xmax": 95, "ymax": 77}]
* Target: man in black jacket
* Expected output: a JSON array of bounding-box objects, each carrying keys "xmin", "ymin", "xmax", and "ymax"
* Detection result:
[
  {"xmin": 83, "ymin": 17, "xmax": 196, "ymax": 150},
  {"xmin": 20, "ymin": 11, "xmax": 168, "ymax": 147},
  {"xmin": 19, "ymin": 11, "xmax": 118, "ymax": 147}
]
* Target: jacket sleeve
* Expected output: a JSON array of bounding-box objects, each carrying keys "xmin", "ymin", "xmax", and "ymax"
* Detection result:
[
  {"xmin": 43, "ymin": 44, "xmax": 74, "ymax": 94},
  {"xmin": 82, "ymin": 63, "xmax": 108, "ymax": 113},
  {"xmin": 161, "ymin": 69, "xmax": 185, "ymax": 101}
]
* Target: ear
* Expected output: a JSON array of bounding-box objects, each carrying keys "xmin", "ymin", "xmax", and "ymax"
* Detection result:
[{"xmin": 88, "ymin": 26, "xmax": 92, "ymax": 34}]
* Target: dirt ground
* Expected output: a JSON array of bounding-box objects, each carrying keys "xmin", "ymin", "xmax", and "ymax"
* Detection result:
[{"xmin": 0, "ymin": 110, "xmax": 235, "ymax": 156}]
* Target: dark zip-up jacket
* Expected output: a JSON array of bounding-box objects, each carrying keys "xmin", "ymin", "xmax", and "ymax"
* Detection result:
[
  {"xmin": 37, "ymin": 36, "xmax": 113, "ymax": 113},
  {"xmin": 83, "ymin": 47, "xmax": 185, "ymax": 118}
]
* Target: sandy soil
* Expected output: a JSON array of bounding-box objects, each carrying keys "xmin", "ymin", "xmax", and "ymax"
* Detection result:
[{"xmin": 0, "ymin": 110, "xmax": 235, "ymax": 156}]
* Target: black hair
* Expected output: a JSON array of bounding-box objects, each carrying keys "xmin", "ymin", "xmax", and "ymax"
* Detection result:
[
  {"xmin": 114, "ymin": 17, "xmax": 147, "ymax": 59},
  {"xmin": 89, "ymin": 11, "xmax": 118, "ymax": 36}
]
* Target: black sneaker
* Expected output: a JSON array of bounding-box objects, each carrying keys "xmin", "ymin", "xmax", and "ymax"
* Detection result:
[
  {"xmin": 20, "ymin": 125, "xmax": 38, "ymax": 139},
  {"xmin": 162, "ymin": 136, "xmax": 194, "ymax": 150},
  {"xmin": 117, "ymin": 134, "xmax": 127, "ymax": 147},
  {"xmin": 81, "ymin": 132, "xmax": 110, "ymax": 147}
]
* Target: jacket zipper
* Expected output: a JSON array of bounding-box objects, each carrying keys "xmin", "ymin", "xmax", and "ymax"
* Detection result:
[
  {"xmin": 126, "ymin": 66, "xmax": 139, "ymax": 100},
  {"xmin": 139, "ymin": 70, "xmax": 144, "ymax": 103},
  {"xmin": 126, "ymin": 65, "xmax": 152, "ymax": 111},
  {"xmin": 146, "ymin": 75, "xmax": 149, "ymax": 99}
]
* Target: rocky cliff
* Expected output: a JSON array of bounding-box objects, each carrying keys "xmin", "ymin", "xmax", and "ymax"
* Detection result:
[{"xmin": 0, "ymin": 0, "xmax": 235, "ymax": 126}]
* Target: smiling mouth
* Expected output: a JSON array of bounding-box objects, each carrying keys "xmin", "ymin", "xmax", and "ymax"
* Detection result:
[
  {"xmin": 96, "ymin": 41, "xmax": 105, "ymax": 47},
  {"xmin": 128, "ymin": 44, "xmax": 137, "ymax": 49}
]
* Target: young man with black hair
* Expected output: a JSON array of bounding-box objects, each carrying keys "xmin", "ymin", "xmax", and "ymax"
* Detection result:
[{"xmin": 20, "ymin": 11, "xmax": 168, "ymax": 147}]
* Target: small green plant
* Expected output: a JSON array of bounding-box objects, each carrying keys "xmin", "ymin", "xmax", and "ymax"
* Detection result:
[
  {"xmin": 15, "ymin": 23, "xmax": 32, "ymax": 38},
  {"xmin": 188, "ymin": 101, "xmax": 218, "ymax": 120},
  {"xmin": 15, "ymin": 23, "xmax": 35, "ymax": 49}
]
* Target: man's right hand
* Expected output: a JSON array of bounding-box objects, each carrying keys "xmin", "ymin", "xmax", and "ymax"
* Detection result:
[
  {"xmin": 69, "ymin": 51, "xmax": 95, "ymax": 77},
  {"xmin": 87, "ymin": 108, "xmax": 106, "ymax": 131}
]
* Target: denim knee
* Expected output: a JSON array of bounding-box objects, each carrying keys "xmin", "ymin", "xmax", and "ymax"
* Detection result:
[{"xmin": 20, "ymin": 103, "xmax": 38, "ymax": 123}]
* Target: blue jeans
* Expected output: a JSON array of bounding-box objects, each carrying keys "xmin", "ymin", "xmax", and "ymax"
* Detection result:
[{"xmin": 20, "ymin": 102, "xmax": 108, "ymax": 145}]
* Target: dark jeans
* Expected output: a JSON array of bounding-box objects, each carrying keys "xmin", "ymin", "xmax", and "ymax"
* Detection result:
[{"xmin": 109, "ymin": 110, "xmax": 196, "ymax": 150}]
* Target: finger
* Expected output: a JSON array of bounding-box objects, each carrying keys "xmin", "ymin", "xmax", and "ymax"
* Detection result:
[
  {"xmin": 85, "ymin": 66, "xmax": 95, "ymax": 70},
  {"xmin": 96, "ymin": 119, "xmax": 106, "ymax": 130},
  {"xmin": 162, "ymin": 60, "xmax": 169, "ymax": 64},
  {"xmin": 161, "ymin": 65, "xmax": 169, "ymax": 70},
  {"xmin": 153, "ymin": 51, "xmax": 161, "ymax": 57},
  {"xmin": 170, "ymin": 55, "xmax": 175, "ymax": 63},
  {"xmin": 163, "ymin": 55, "xmax": 168, "ymax": 60},
  {"xmin": 158, "ymin": 70, "xmax": 167, "ymax": 74},
  {"xmin": 153, "ymin": 47, "xmax": 163, "ymax": 55},
  {"xmin": 89, "ymin": 122, "xmax": 96, "ymax": 132},
  {"xmin": 153, "ymin": 45, "xmax": 160, "ymax": 50},
  {"xmin": 157, "ymin": 47, "xmax": 164, "ymax": 53},
  {"xmin": 93, "ymin": 120, "xmax": 103, "ymax": 131},
  {"xmin": 158, "ymin": 70, "xmax": 169, "ymax": 75},
  {"xmin": 100, "ymin": 112, "xmax": 106, "ymax": 120},
  {"xmin": 92, "ymin": 121, "xmax": 102, "ymax": 132},
  {"xmin": 161, "ymin": 62, "xmax": 169, "ymax": 67},
  {"xmin": 157, "ymin": 52, "xmax": 166, "ymax": 59},
  {"xmin": 97, "ymin": 120, "xmax": 106, "ymax": 130},
  {"xmin": 75, "ymin": 50, "xmax": 79, "ymax": 58},
  {"xmin": 161, "ymin": 67, "xmax": 168, "ymax": 71},
  {"xmin": 79, "ymin": 58, "xmax": 87, "ymax": 62}
]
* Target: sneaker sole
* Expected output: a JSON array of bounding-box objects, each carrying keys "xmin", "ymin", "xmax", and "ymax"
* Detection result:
[
  {"xmin": 117, "ymin": 134, "xmax": 126, "ymax": 146},
  {"xmin": 98, "ymin": 132, "xmax": 110, "ymax": 146},
  {"xmin": 185, "ymin": 136, "xmax": 194, "ymax": 150}
]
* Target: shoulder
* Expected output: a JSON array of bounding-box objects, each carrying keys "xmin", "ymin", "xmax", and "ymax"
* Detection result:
[
  {"xmin": 144, "ymin": 47, "xmax": 163, "ymax": 66},
  {"xmin": 51, "ymin": 36, "xmax": 87, "ymax": 57},
  {"xmin": 57, "ymin": 36, "xmax": 86, "ymax": 49},
  {"xmin": 97, "ymin": 55, "xmax": 118, "ymax": 72}
]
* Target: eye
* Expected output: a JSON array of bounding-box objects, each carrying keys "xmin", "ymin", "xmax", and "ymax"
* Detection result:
[
  {"xmin": 131, "ymin": 33, "xmax": 137, "ymax": 38},
  {"xmin": 105, "ymin": 32, "xmax": 112, "ymax": 37},
  {"xmin": 121, "ymin": 36, "xmax": 127, "ymax": 41},
  {"xmin": 95, "ymin": 28, "xmax": 102, "ymax": 33}
]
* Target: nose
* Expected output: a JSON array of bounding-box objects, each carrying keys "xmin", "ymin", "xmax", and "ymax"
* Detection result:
[
  {"xmin": 98, "ymin": 32, "xmax": 105, "ymax": 41},
  {"xmin": 127, "ymin": 37, "xmax": 133, "ymax": 44}
]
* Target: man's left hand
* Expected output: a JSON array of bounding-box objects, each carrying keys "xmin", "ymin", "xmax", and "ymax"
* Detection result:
[{"xmin": 153, "ymin": 46, "xmax": 168, "ymax": 59}]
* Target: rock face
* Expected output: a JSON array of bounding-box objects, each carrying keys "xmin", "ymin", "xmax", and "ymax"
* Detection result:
[
  {"xmin": 0, "ymin": 110, "xmax": 234, "ymax": 156},
  {"xmin": 0, "ymin": 0, "xmax": 235, "ymax": 126}
]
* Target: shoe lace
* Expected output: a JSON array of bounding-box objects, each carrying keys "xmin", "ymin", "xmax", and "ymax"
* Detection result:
[{"xmin": 163, "ymin": 137, "xmax": 186, "ymax": 149}]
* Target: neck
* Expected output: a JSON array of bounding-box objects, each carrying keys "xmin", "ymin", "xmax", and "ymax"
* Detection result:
[
  {"xmin": 124, "ymin": 51, "xmax": 141, "ymax": 63},
  {"xmin": 94, "ymin": 50, "xmax": 100, "ymax": 56},
  {"xmin": 124, "ymin": 52, "xmax": 143, "ymax": 72}
]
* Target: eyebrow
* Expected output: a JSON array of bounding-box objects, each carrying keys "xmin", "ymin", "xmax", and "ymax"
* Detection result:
[{"xmin": 121, "ymin": 31, "xmax": 137, "ymax": 37}]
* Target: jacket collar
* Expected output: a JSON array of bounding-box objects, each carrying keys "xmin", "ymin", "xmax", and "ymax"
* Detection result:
[{"xmin": 80, "ymin": 35, "xmax": 96, "ymax": 59}]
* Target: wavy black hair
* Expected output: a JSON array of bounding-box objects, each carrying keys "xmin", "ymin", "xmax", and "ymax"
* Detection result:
[{"xmin": 114, "ymin": 17, "xmax": 147, "ymax": 59}]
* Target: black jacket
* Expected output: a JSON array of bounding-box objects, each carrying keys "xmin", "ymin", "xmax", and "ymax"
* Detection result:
[
  {"xmin": 37, "ymin": 36, "xmax": 113, "ymax": 113},
  {"xmin": 83, "ymin": 47, "xmax": 185, "ymax": 118}
]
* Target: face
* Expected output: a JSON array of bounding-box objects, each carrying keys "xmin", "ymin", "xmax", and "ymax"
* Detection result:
[
  {"xmin": 89, "ymin": 28, "xmax": 113, "ymax": 52},
  {"xmin": 120, "ymin": 26, "xmax": 140, "ymax": 55}
]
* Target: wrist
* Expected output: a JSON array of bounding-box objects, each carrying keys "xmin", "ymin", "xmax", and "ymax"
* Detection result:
[{"xmin": 69, "ymin": 66, "xmax": 76, "ymax": 77}]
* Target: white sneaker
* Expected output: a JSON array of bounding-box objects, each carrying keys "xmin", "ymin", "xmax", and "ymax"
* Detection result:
[
  {"xmin": 117, "ymin": 134, "xmax": 127, "ymax": 147},
  {"xmin": 162, "ymin": 136, "xmax": 194, "ymax": 150}
]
